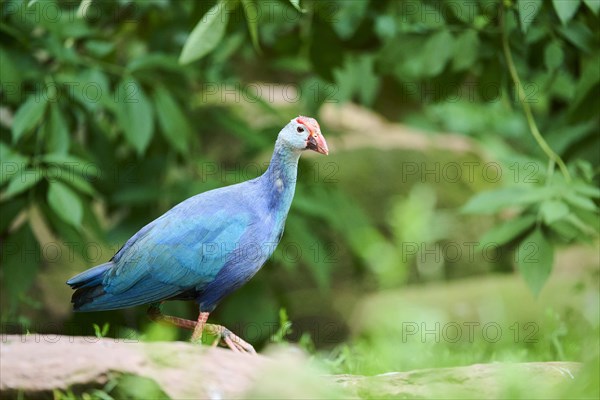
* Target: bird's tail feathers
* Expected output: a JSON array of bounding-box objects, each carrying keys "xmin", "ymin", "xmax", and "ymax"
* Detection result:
[
  {"xmin": 66, "ymin": 262, "xmax": 112, "ymax": 289},
  {"xmin": 67, "ymin": 262, "xmax": 113, "ymax": 311}
]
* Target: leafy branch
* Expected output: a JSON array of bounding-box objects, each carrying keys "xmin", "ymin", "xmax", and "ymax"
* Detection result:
[{"xmin": 500, "ymin": 5, "xmax": 571, "ymax": 182}]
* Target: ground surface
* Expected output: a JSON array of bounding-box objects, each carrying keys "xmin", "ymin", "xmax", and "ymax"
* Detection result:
[{"xmin": 0, "ymin": 335, "xmax": 582, "ymax": 399}]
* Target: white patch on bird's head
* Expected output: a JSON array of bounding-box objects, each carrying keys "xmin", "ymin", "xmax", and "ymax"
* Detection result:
[{"xmin": 278, "ymin": 116, "xmax": 323, "ymax": 152}]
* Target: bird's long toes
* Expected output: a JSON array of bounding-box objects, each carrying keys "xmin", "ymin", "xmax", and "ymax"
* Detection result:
[
  {"xmin": 239, "ymin": 341, "xmax": 257, "ymax": 354},
  {"xmin": 233, "ymin": 338, "xmax": 256, "ymax": 354},
  {"xmin": 223, "ymin": 335, "xmax": 242, "ymax": 353},
  {"xmin": 221, "ymin": 330, "xmax": 256, "ymax": 354}
]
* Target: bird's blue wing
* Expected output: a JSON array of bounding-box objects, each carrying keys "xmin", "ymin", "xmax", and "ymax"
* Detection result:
[{"xmin": 83, "ymin": 189, "xmax": 255, "ymax": 309}]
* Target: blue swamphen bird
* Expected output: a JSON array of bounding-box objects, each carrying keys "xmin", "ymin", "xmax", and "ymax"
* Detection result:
[{"xmin": 67, "ymin": 116, "xmax": 329, "ymax": 354}]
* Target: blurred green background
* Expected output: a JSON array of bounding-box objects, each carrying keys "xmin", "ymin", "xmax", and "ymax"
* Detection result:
[{"xmin": 1, "ymin": 0, "xmax": 599, "ymax": 398}]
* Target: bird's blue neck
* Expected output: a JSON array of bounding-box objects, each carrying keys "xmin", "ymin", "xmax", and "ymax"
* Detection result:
[{"xmin": 260, "ymin": 139, "xmax": 301, "ymax": 218}]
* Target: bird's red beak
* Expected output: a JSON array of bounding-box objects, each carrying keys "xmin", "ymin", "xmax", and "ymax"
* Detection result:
[
  {"xmin": 296, "ymin": 116, "xmax": 329, "ymax": 155},
  {"xmin": 306, "ymin": 131, "xmax": 329, "ymax": 155}
]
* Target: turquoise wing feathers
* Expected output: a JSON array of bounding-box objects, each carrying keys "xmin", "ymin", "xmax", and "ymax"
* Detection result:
[{"xmin": 68, "ymin": 188, "xmax": 254, "ymax": 310}]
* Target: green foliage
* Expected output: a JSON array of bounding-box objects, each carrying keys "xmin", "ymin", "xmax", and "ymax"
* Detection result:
[
  {"xmin": 478, "ymin": 215, "xmax": 537, "ymax": 246},
  {"xmin": 270, "ymin": 308, "xmax": 293, "ymax": 344},
  {"xmin": 53, "ymin": 373, "xmax": 168, "ymax": 400},
  {"xmin": 330, "ymin": 274, "xmax": 599, "ymax": 397},
  {"xmin": 463, "ymin": 162, "xmax": 598, "ymax": 293},
  {"xmin": 47, "ymin": 181, "xmax": 83, "ymax": 228},
  {"xmin": 12, "ymin": 95, "xmax": 48, "ymax": 143},
  {"xmin": 111, "ymin": 374, "xmax": 170, "ymax": 400},
  {"xmin": 179, "ymin": 1, "xmax": 231, "ymax": 64},
  {"xmin": 152, "ymin": 85, "xmax": 192, "ymax": 155},
  {"xmin": 93, "ymin": 322, "xmax": 110, "ymax": 338},
  {"xmin": 114, "ymin": 78, "xmax": 155, "ymax": 155},
  {"xmin": 516, "ymin": 228, "xmax": 553, "ymax": 296}
]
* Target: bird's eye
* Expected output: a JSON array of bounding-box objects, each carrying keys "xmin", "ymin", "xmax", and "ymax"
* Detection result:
[{"xmin": 297, "ymin": 127, "xmax": 304, "ymax": 133}]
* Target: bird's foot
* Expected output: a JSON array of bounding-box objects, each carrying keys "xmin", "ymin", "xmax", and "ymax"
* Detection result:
[
  {"xmin": 204, "ymin": 323, "xmax": 256, "ymax": 354},
  {"xmin": 148, "ymin": 306, "xmax": 256, "ymax": 354}
]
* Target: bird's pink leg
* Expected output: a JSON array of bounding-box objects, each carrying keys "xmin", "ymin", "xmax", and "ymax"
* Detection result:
[
  {"xmin": 189, "ymin": 311, "xmax": 255, "ymax": 353},
  {"xmin": 146, "ymin": 304, "xmax": 255, "ymax": 354},
  {"xmin": 190, "ymin": 311, "xmax": 209, "ymax": 342},
  {"xmin": 147, "ymin": 303, "xmax": 196, "ymax": 330}
]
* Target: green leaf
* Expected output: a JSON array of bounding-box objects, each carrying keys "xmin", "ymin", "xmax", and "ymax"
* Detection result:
[
  {"xmin": 179, "ymin": 1, "xmax": 230, "ymax": 64},
  {"xmin": 563, "ymin": 191, "xmax": 598, "ymax": 211},
  {"xmin": 557, "ymin": 21, "xmax": 594, "ymax": 53},
  {"xmin": 54, "ymin": 70, "xmax": 109, "ymax": 112},
  {"xmin": 333, "ymin": 55, "xmax": 379, "ymax": 106},
  {"xmin": 45, "ymin": 104, "xmax": 70, "ymax": 155},
  {"xmin": 1, "ymin": 168, "xmax": 42, "ymax": 201},
  {"xmin": 570, "ymin": 53, "xmax": 600, "ymax": 109},
  {"xmin": 0, "ymin": 47, "xmax": 22, "ymax": 103},
  {"xmin": 45, "ymin": 165, "xmax": 96, "ymax": 196},
  {"xmin": 75, "ymin": 69, "xmax": 111, "ymax": 111},
  {"xmin": 462, "ymin": 186, "xmax": 551, "ymax": 214},
  {"xmin": 544, "ymin": 41, "xmax": 564, "ymax": 70},
  {"xmin": 516, "ymin": 229, "xmax": 554, "ymax": 296},
  {"xmin": 573, "ymin": 182, "xmax": 600, "ymax": 198},
  {"xmin": 47, "ymin": 181, "xmax": 83, "ymax": 228},
  {"xmin": 574, "ymin": 160, "xmax": 594, "ymax": 182},
  {"xmin": 517, "ymin": 0, "xmax": 542, "ymax": 33},
  {"xmin": 84, "ymin": 40, "xmax": 115, "ymax": 57},
  {"xmin": 76, "ymin": 0, "xmax": 93, "ymax": 18},
  {"xmin": 331, "ymin": 0, "xmax": 369, "ymax": 40},
  {"xmin": 127, "ymin": 53, "xmax": 182, "ymax": 73},
  {"xmin": 241, "ymin": 0, "xmax": 261, "ymax": 53},
  {"xmin": 211, "ymin": 32, "xmax": 246, "ymax": 65},
  {"xmin": 288, "ymin": 0, "xmax": 304, "ymax": 12},
  {"xmin": 0, "ymin": 143, "xmax": 29, "ymax": 186},
  {"xmin": 40, "ymin": 154, "xmax": 98, "ymax": 178},
  {"xmin": 270, "ymin": 308, "xmax": 293, "ymax": 343},
  {"xmin": 549, "ymin": 219, "xmax": 580, "ymax": 240},
  {"xmin": 546, "ymin": 120, "xmax": 596, "ymax": 154},
  {"xmin": 36, "ymin": 201, "xmax": 80, "ymax": 249},
  {"xmin": 452, "ymin": 30, "xmax": 479, "ymax": 72},
  {"xmin": 374, "ymin": 15, "xmax": 396, "ymax": 40},
  {"xmin": 12, "ymin": 95, "xmax": 48, "ymax": 143},
  {"xmin": 115, "ymin": 78, "xmax": 155, "ymax": 155},
  {"xmin": 62, "ymin": 173, "xmax": 96, "ymax": 196},
  {"xmin": 571, "ymin": 208, "xmax": 600, "ymax": 233},
  {"xmin": 40, "ymin": 153, "xmax": 86, "ymax": 164},
  {"xmin": 553, "ymin": 0, "xmax": 581, "ymax": 25},
  {"xmin": 421, "ymin": 29, "xmax": 454, "ymax": 77},
  {"xmin": 539, "ymin": 200, "xmax": 569, "ymax": 224},
  {"xmin": 93, "ymin": 322, "xmax": 110, "ymax": 338},
  {"xmin": 479, "ymin": 215, "xmax": 537, "ymax": 246},
  {"xmin": 583, "ymin": 0, "xmax": 600, "ymax": 14},
  {"xmin": 153, "ymin": 86, "xmax": 192, "ymax": 155},
  {"xmin": 568, "ymin": 213, "xmax": 599, "ymax": 235}
]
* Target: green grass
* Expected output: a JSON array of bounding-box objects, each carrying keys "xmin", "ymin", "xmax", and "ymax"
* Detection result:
[{"xmin": 319, "ymin": 265, "xmax": 599, "ymax": 398}]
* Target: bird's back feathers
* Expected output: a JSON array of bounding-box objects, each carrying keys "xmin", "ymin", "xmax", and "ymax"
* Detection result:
[{"xmin": 68, "ymin": 174, "xmax": 293, "ymax": 312}]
